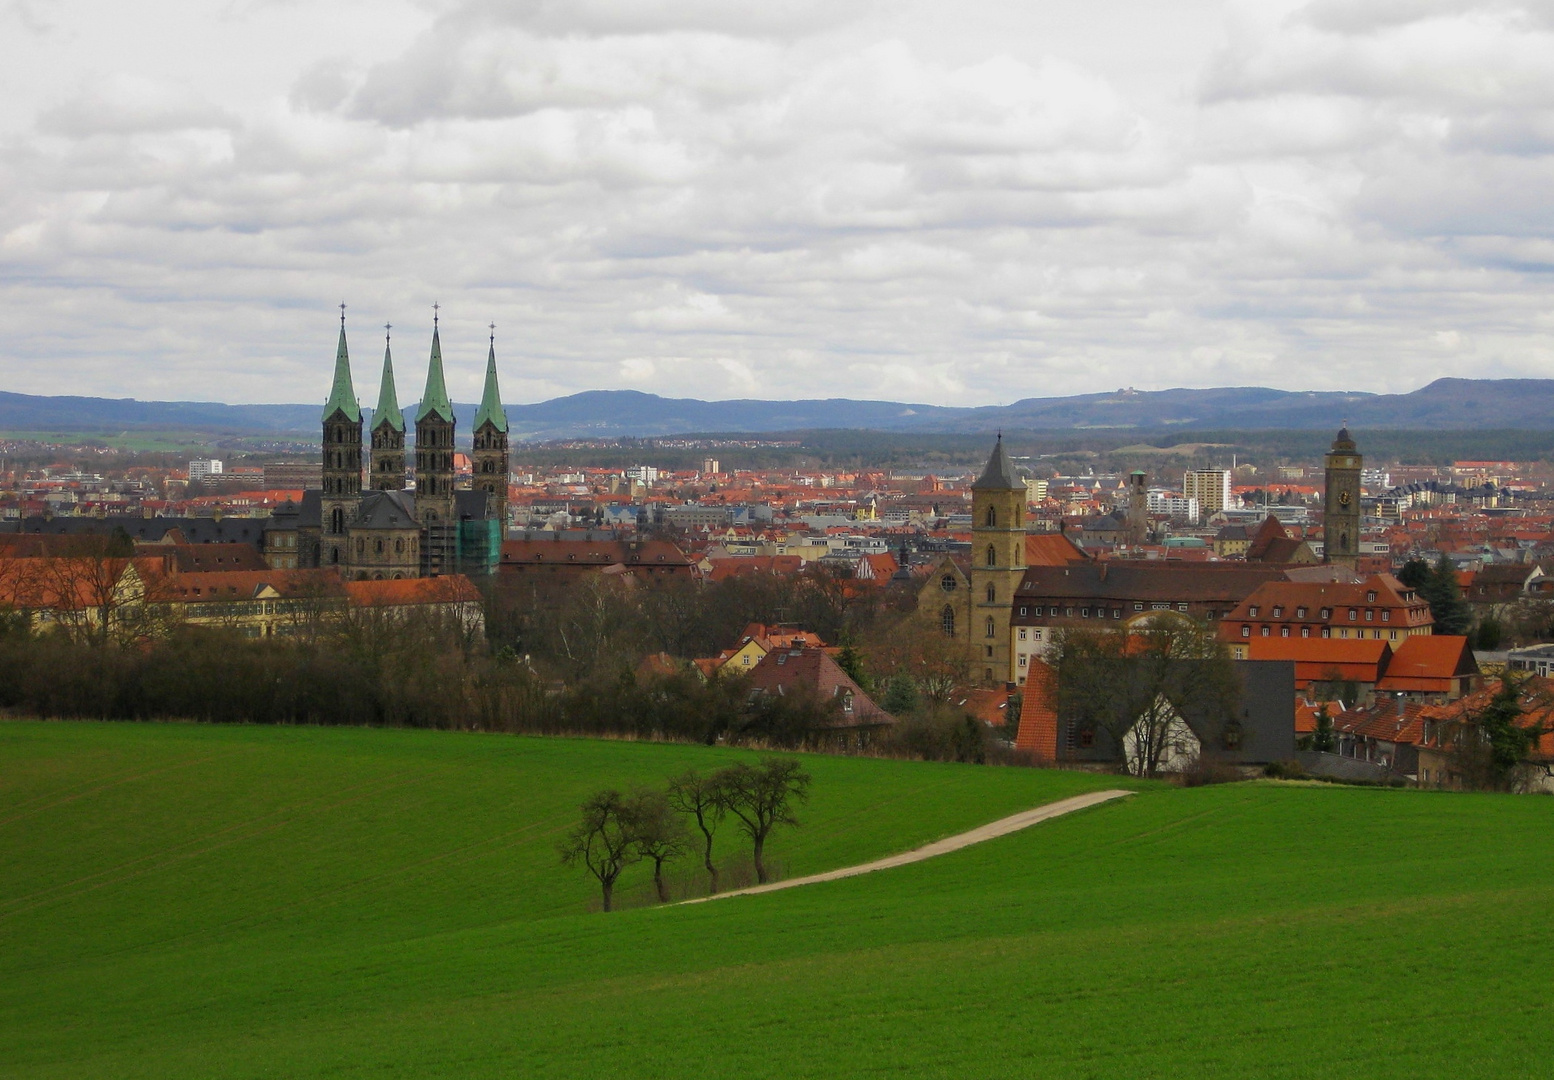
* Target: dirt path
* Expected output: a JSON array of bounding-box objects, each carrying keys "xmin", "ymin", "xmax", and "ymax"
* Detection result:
[{"xmin": 686, "ymin": 788, "xmax": 1133, "ymax": 904}]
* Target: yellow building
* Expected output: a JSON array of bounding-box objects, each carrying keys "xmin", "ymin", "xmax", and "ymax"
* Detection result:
[{"xmin": 970, "ymin": 436, "xmax": 1027, "ymax": 686}]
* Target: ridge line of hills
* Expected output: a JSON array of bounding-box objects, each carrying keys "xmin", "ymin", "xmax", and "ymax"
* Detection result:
[{"xmin": 0, "ymin": 377, "xmax": 1545, "ymax": 440}]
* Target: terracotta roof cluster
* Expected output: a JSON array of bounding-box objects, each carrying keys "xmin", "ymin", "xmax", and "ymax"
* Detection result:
[{"xmin": 1242, "ymin": 635, "xmax": 1477, "ymax": 694}]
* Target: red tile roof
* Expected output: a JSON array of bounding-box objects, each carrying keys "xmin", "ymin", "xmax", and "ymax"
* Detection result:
[{"xmin": 1014, "ymin": 660, "xmax": 1059, "ymax": 759}]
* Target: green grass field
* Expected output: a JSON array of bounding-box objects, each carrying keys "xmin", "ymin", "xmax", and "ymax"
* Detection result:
[{"xmin": 3, "ymin": 721, "xmax": 1551, "ymax": 1078}]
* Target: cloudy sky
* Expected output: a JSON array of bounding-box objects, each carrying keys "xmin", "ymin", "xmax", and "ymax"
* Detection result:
[{"xmin": 2, "ymin": 0, "xmax": 1551, "ymax": 407}]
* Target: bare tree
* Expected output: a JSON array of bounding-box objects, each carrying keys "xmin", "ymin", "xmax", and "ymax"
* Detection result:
[
  {"xmin": 1050, "ymin": 614, "xmax": 1241, "ymax": 778},
  {"xmin": 667, "ymin": 768, "xmax": 730, "ymax": 895},
  {"xmin": 720, "ymin": 758, "xmax": 812, "ymax": 885},
  {"xmin": 626, "ymin": 788, "xmax": 690, "ymax": 903},
  {"xmin": 559, "ymin": 789, "xmax": 640, "ymax": 912}
]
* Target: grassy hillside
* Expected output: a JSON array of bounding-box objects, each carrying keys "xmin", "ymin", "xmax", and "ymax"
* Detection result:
[{"xmin": 4, "ymin": 722, "xmax": 1552, "ymax": 1078}]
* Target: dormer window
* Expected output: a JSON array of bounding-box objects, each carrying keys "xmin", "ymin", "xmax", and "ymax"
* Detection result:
[
  {"xmin": 1296, "ymin": 606, "xmax": 1307, "ymax": 618},
  {"xmin": 1320, "ymin": 607, "xmax": 1331, "ymax": 619},
  {"xmin": 1366, "ymin": 591, "xmax": 1377, "ymax": 603},
  {"xmin": 1272, "ymin": 606, "xmax": 1283, "ymax": 618},
  {"xmin": 1249, "ymin": 606, "xmax": 1259, "ymax": 617}
]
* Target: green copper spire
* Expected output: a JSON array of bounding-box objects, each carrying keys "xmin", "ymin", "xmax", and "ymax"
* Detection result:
[
  {"xmin": 373, "ymin": 323, "xmax": 405, "ymax": 433},
  {"xmin": 472, "ymin": 324, "xmax": 508, "ymax": 433},
  {"xmin": 416, "ymin": 307, "xmax": 454, "ymax": 423},
  {"xmin": 323, "ymin": 304, "xmax": 361, "ymax": 423}
]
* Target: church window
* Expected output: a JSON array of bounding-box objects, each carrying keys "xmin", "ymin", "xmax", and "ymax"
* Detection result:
[
  {"xmin": 356, "ymin": 539, "xmax": 364, "ymax": 555},
  {"xmin": 941, "ymin": 606, "xmax": 956, "ymax": 638},
  {"xmin": 940, "ymin": 575, "xmax": 956, "ymax": 592},
  {"xmin": 986, "ymin": 583, "xmax": 996, "ymax": 603},
  {"xmin": 395, "ymin": 539, "xmax": 404, "ymax": 554},
  {"xmin": 986, "ymin": 545, "xmax": 997, "ymax": 567},
  {"xmin": 985, "ymin": 506, "xmax": 997, "ymax": 527},
  {"xmin": 331, "ymin": 508, "xmax": 343, "ymax": 535},
  {"xmin": 985, "ymin": 616, "xmax": 995, "ymax": 638},
  {"xmin": 330, "ymin": 547, "xmax": 339, "ymax": 565},
  {"xmin": 375, "ymin": 540, "xmax": 384, "ymax": 554}
]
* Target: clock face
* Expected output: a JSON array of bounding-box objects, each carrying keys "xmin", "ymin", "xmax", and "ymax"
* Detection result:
[{"xmin": 1338, "ymin": 490, "xmax": 1351, "ymax": 506}]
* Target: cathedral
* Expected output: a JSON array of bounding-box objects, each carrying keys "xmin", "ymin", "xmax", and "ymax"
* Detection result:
[{"xmin": 265, "ymin": 309, "xmax": 509, "ymax": 580}]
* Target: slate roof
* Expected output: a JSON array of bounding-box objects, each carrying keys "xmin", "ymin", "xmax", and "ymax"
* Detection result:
[
  {"xmin": 971, "ymin": 435, "xmax": 1023, "ymax": 491},
  {"xmin": 1014, "ymin": 562, "xmax": 1286, "ymax": 606},
  {"xmin": 352, "ymin": 489, "xmax": 418, "ymax": 530}
]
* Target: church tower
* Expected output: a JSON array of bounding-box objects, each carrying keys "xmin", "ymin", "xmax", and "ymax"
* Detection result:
[
  {"xmin": 370, "ymin": 324, "xmax": 406, "ymax": 490},
  {"xmin": 970, "ymin": 435, "xmax": 1027, "ymax": 686},
  {"xmin": 320, "ymin": 305, "xmax": 362, "ymax": 567},
  {"xmin": 1323, "ymin": 426, "xmax": 1362, "ymax": 568},
  {"xmin": 471, "ymin": 325, "xmax": 509, "ymax": 530},
  {"xmin": 414, "ymin": 309, "xmax": 457, "ymax": 528}
]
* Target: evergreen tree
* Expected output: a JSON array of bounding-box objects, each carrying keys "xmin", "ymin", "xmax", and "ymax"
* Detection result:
[
  {"xmin": 1397, "ymin": 557, "xmax": 1431, "ymax": 590},
  {"xmin": 881, "ymin": 675, "xmax": 920, "ymax": 717},
  {"xmin": 834, "ymin": 640, "xmax": 870, "ymax": 691},
  {"xmin": 1478, "ymin": 675, "xmax": 1542, "ymax": 778},
  {"xmin": 1422, "ymin": 553, "xmax": 1473, "ymax": 636},
  {"xmin": 1307, "ymin": 703, "xmax": 1336, "ymax": 753}
]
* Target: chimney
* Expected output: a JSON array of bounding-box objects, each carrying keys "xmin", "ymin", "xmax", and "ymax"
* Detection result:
[{"xmin": 1396, "ymin": 692, "xmax": 1406, "ymax": 718}]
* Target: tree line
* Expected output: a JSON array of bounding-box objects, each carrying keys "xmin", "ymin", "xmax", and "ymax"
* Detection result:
[{"xmin": 561, "ymin": 758, "xmax": 811, "ymax": 911}]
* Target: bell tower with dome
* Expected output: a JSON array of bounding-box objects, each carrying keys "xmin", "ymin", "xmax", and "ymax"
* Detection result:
[{"xmin": 1323, "ymin": 426, "xmax": 1362, "ymax": 569}]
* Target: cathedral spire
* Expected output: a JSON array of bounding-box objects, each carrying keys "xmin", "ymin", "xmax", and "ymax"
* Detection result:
[
  {"xmin": 323, "ymin": 303, "xmax": 361, "ymax": 423},
  {"xmin": 473, "ymin": 323, "xmax": 508, "ymax": 433},
  {"xmin": 373, "ymin": 323, "xmax": 405, "ymax": 433},
  {"xmin": 416, "ymin": 305, "xmax": 454, "ymax": 424}
]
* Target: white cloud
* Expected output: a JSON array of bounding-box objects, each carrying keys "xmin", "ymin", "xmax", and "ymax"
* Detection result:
[{"xmin": 0, "ymin": 0, "xmax": 1551, "ymax": 407}]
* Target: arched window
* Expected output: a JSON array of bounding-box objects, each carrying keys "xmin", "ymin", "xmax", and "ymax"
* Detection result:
[
  {"xmin": 330, "ymin": 508, "xmax": 343, "ymax": 535},
  {"xmin": 986, "ymin": 545, "xmax": 997, "ymax": 567},
  {"xmin": 986, "ymin": 583, "xmax": 996, "ymax": 603},
  {"xmin": 940, "ymin": 605, "xmax": 956, "ymax": 638},
  {"xmin": 375, "ymin": 539, "xmax": 384, "ymax": 554},
  {"xmin": 985, "ymin": 506, "xmax": 997, "ymax": 527},
  {"xmin": 985, "ymin": 616, "xmax": 996, "ymax": 639},
  {"xmin": 940, "ymin": 575, "xmax": 957, "ymax": 592}
]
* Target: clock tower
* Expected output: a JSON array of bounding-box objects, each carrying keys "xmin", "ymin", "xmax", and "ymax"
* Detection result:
[{"xmin": 1323, "ymin": 427, "xmax": 1361, "ymax": 568}]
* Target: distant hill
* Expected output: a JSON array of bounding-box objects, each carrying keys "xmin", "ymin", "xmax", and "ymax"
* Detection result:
[{"xmin": 1, "ymin": 378, "xmax": 1549, "ymax": 440}]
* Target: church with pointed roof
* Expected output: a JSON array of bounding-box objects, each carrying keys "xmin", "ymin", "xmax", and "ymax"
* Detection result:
[{"xmin": 270, "ymin": 309, "xmax": 509, "ymax": 580}]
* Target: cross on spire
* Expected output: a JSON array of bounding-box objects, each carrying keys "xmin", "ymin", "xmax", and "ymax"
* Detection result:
[
  {"xmin": 384, "ymin": 322, "xmax": 392, "ymax": 343},
  {"xmin": 432, "ymin": 301, "xmax": 439, "ymax": 328},
  {"xmin": 489, "ymin": 321, "xmax": 496, "ymax": 345},
  {"xmin": 339, "ymin": 301, "xmax": 346, "ymax": 326}
]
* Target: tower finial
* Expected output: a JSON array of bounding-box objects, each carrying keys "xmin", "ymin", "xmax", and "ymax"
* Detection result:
[
  {"xmin": 340, "ymin": 301, "xmax": 346, "ymax": 326},
  {"xmin": 385, "ymin": 322, "xmax": 391, "ymax": 344},
  {"xmin": 489, "ymin": 321, "xmax": 496, "ymax": 346},
  {"xmin": 432, "ymin": 301, "xmax": 439, "ymax": 328}
]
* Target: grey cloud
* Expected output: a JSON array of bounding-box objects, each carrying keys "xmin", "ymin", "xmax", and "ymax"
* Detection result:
[{"xmin": 37, "ymin": 78, "xmax": 238, "ymax": 137}]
